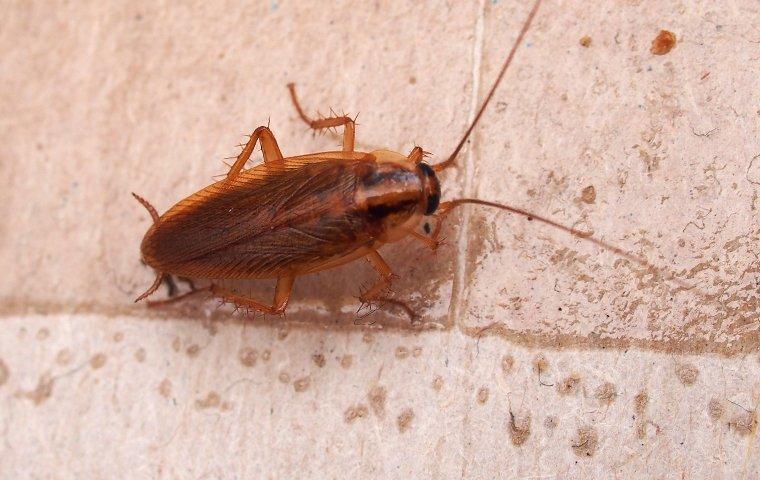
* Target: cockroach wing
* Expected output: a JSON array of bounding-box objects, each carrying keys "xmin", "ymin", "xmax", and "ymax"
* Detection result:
[{"xmin": 141, "ymin": 155, "xmax": 378, "ymax": 279}]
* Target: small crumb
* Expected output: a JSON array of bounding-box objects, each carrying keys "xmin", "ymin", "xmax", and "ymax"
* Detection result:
[
  {"xmin": 544, "ymin": 416, "xmax": 558, "ymax": 430},
  {"xmin": 595, "ymin": 382, "xmax": 617, "ymax": 405},
  {"xmin": 707, "ymin": 398, "xmax": 724, "ymax": 421},
  {"xmin": 344, "ymin": 404, "xmax": 369, "ymax": 423},
  {"xmin": 476, "ymin": 387, "xmax": 490, "ymax": 405},
  {"xmin": 571, "ymin": 426, "xmax": 599, "ymax": 457},
  {"xmin": 369, "ymin": 385, "xmax": 387, "ymax": 417},
  {"xmin": 238, "ymin": 347, "xmax": 257, "ymax": 368},
  {"xmin": 412, "ymin": 347, "xmax": 423, "ymax": 358},
  {"xmin": 533, "ymin": 355, "xmax": 548, "ymax": 375},
  {"xmin": 19, "ymin": 373, "xmax": 55, "ymax": 405},
  {"xmin": 501, "ymin": 355, "xmax": 514, "ymax": 374},
  {"xmin": 408, "ymin": 76, "xmax": 417, "ymax": 85},
  {"xmin": 634, "ymin": 390, "xmax": 649, "ymax": 415},
  {"xmin": 36, "ymin": 328, "xmax": 50, "ymax": 341},
  {"xmin": 729, "ymin": 410, "xmax": 758, "ymax": 436},
  {"xmin": 186, "ymin": 344, "xmax": 201, "ymax": 358},
  {"xmin": 276, "ymin": 327, "xmax": 289, "ymax": 341},
  {"xmin": 509, "ymin": 410, "xmax": 531, "ymax": 446},
  {"xmin": 171, "ymin": 337, "xmax": 181, "ymax": 352},
  {"xmin": 579, "ymin": 35, "xmax": 592, "ymax": 47},
  {"xmin": 558, "ymin": 374, "xmax": 582, "ymax": 395},
  {"xmin": 311, "ymin": 354, "xmax": 326, "ymax": 368},
  {"xmin": 650, "ymin": 30, "xmax": 676, "ymax": 55},
  {"xmin": 113, "ymin": 332, "xmax": 124, "ymax": 342},
  {"xmin": 261, "ymin": 349, "xmax": 271, "ymax": 362},
  {"xmin": 675, "ymin": 363, "xmax": 699, "ymax": 386},
  {"xmin": 278, "ymin": 372, "xmax": 290, "ymax": 384},
  {"xmin": 55, "ymin": 349, "xmax": 73, "ymax": 366},
  {"xmin": 395, "ymin": 346, "xmax": 410, "ymax": 359},
  {"xmin": 293, "ymin": 376, "xmax": 310, "ymax": 392},
  {"xmin": 340, "ymin": 355, "xmax": 353, "ymax": 369},
  {"xmin": 432, "ymin": 375, "xmax": 444, "ymax": 392},
  {"xmin": 0, "ymin": 359, "xmax": 9, "ymax": 387},
  {"xmin": 362, "ymin": 333, "xmax": 374, "ymax": 344},
  {"xmin": 134, "ymin": 348, "xmax": 146, "ymax": 362},
  {"xmin": 89, "ymin": 353, "xmax": 107, "ymax": 370},
  {"xmin": 581, "ymin": 185, "xmax": 596, "ymax": 204},
  {"xmin": 397, "ymin": 408, "xmax": 414, "ymax": 433},
  {"xmin": 195, "ymin": 391, "xmax": 220, "ymax": 409},
  {"xmin": 158, "ymin": 378, "xmax": 172, "ymax": 398}
]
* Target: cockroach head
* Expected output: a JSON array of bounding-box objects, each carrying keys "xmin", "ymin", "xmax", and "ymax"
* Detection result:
[{"xmin": 417, "ymin": 162, "xmax": 440, "ymax": 215}]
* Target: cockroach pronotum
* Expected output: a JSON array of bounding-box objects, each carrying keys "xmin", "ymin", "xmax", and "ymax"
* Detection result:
[{"xmin": 132, "ymin": 0, "xmax": 690, "ymax": 321}]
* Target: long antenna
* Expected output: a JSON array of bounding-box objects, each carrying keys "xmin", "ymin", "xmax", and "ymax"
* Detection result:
[{"xmin": 433, "ymin": 0, "xmax": 542, "ymax": 172}]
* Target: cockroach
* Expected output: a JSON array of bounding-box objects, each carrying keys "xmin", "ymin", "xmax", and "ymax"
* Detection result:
[{"xmin": 132, "ymin": 0, "xmax": 688, "ymax": 320}]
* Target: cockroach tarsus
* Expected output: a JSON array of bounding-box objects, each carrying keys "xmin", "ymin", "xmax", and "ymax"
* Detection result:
[{"xmin": 132, "ymin": 0, "xmax": 691, "ymax": 321}]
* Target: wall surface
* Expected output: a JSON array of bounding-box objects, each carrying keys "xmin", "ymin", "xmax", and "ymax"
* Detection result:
[{"xmin": 1, "ymin": 1, "xmax": 758, "ymax": 478}]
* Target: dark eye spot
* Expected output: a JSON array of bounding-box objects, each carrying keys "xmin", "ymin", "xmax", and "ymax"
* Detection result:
[{"xmin": 423, "ymin": 223, "xmax": 431, "ymax": 234}]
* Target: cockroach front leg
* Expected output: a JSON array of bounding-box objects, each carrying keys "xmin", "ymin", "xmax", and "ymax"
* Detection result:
[
  {"xmin": 287, "ymin": 83, "xmax": 356, "ymax": 152},
  {"xmin": 210, "ymin": 276, "xmax": 295, "ymax": 316},
  {"xmin": 358, "ymin": 251, "xmax": 419, "ymax": 322},
  {"xmin": 227, "ymin": 126, "xmax": 284, "ymax": 180}
]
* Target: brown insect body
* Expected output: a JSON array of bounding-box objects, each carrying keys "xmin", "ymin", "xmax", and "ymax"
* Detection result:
[
  {"xmin": 133, "ymin": 0, "xmax": 691, "ymax": 318},
  {"xmin": 140, "ymin": 150, "xmax": 437, "ymax": 280}
]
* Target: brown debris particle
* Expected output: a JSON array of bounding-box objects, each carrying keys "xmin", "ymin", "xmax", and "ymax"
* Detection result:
[
  {"xmin": 432, "ymin": 375, "xmax": 444, "ymax": 392},
  {"xmin": 344, "ymin": 404, "xmax": 369, "ymax": 423},
  {"xmin": 261, "ymin": 349, "xmax": 271, "ymax": 362},
  {"xmin": 729, "ymin": 410, "xmax": 757, "ymax": 436},
  {"xmin": 19, "ymin": 373, "xmax": 55, "ymax": 405},
  {"xmin": 89, "ymin": 353, "xmax": 107, "ymax": 369},
  {"xmin": 634, "ymin": 390, "xmax": 649, "ymax": 416},
  {"xmin": 171, "ymin": 337, "xmax": 181, "ymax": 352},
  {"xmin": 509, "ymin": 410, "xmax": 531, "ymax": 446},
  {"xmin": 579, "ymin": 35, "xmax": 592, "ymax": 47},
  {"xmin": 158, "ymin": 378, "xmax": 172, "ymax": 398},
  {"xmin": 581, "ymin": 185, "xmax": 596, "ymax": 204},
  {"xmin": 0, "ymin": 359, "xmax": 9, "ymax": 387},
  {"xmin": 36, "ymin": 328, "xmax": 50, "ymax": 341},
  {"xmin": 55, "ymin": 349, "xmax": 72, "ymax": 366},
  {"xmin": 595, "ymin": 382, "xmax": 617, "ymax": 405},
  {"xmin": 340, "ymin": 355, "xmax": 353, "ymax": 369},
  {"xmin": 311, "ymin": 353, "xmax": 326, "ymax": 368},
  {"xmin": 362, "ymin": 333, "xmax": 374, "ymax": 344},
  {"xmin": 238, "ymin": 347, "xmax": 257, "ymax": 368},
  {"xmin": 395, "ymin": 346, "xmax": 410, "ymax": 359},
  {"xmin": 134, "ymin": 348, "xmax": 146, "ymax": 362},
  {"xmin": 278, "ymin": 372, "xmax": 290, "ymax": 384},
  {"xmin": 397, "ymin": 408, "xmax": 414, "ymax": 433},
  {"xmin": 650, "ymin": 30, "xmax": 676, "ymax": 55},
  {"xmin": 675, "ymin": 363, "xmax": 699, "ymax": 386},
  {"xmin": 558, "ymin": 374, "xmax": 582, "ymax": 395},
  {"xmin": 707, "ymin": 398, "xmax": 724, "ymax": 421},
  {"xmin": 533, "ymin": 355, "xmax": 549, "ymax": 376},
  {"xmin": 571, "ymin": 426, "xmax": 599, "ymax": 457},
  {"xmin": 369, "ymin": 385, "xmax": 387, "ymax": 417},
  {"xmin": 276, "ymin": 327, "xmax": 289, "ymax": 341},
  {"xmin": 293, "ymin": 376, "xmax": 310, "ymax": 392},
  {"xmin": 476, "ymin": 387, "xmax": 490, "ymax": 405},
  {"xmin": 195, "ymin": 391, "xmax": 221, "ymax": 409},
  {"xmin": 544, "ymin": 416, "xmax": 558, "ymax": 430},
  {"xmin": 186, "ymin": 344, "xmax": 201, "ymax": 358},
  {"xmin": 113, "ymin": 332, "xmax": 124, "ymax": 342},
  {"xmin": 501, "ymin": 355, "xmax": 514, "ymax": 374}
]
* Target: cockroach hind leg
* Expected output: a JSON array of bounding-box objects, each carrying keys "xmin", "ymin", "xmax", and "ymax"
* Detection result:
[
  {"xmin": 134, "ymin": 272, "xmax": 165, "ymax": 303},
  {"xmin": 209, "ymin": 276, "xmax": 294, "ymax": 317},
  {"xmin": 287, "ymin": 83, "xmax": 356, "ymax": 152},
  {"xmin": 146, "ymin": 285, "xmax": 212, "ymax": 308},
  {"xmin": 226, "ymin": 126, "xmax": 284, "ymax": 180}
]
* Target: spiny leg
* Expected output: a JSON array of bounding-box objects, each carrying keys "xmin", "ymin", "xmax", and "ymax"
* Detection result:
[
  {"xmin": 211, "ymin": 276, "xmax": 295, "ymax": 316},
  {"xmin": 287, "ymin": 83, "xmax": 356, "ymax": 152},
  {"xmin": 227, "ymin": 126, "xmax": 284, "ymax": 181},
  {"xmin": 358, "ymin": 251, "xmax": 418, "ymax": 322}
]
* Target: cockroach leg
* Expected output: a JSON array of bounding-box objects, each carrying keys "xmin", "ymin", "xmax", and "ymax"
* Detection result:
[
  {"xmin": 147, "ymin": 286, "xmax": 212, "ymax": 308},
  {"xmin": 407, "ymin": 229, "xmax": 441, "ymax": 252},
  {"xmin": 360, "ymin": 251, "xmax": 397, "ymax": 304},
  {"xmin": 226, "ymin": 126, "xmax": 284, "ymax": 180},
  {"xmin": 407, "ymin": 146, "xmax": 425, "ymax": 164},
  {"xmin": 287, "ymin": 83, "xmax": 355, "ymax": 152},
  {"xmin": 210, "ymin": 276, "xmax": 295, "ymax": 316}
]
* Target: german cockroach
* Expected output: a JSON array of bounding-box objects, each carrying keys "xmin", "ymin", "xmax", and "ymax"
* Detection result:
[{"xmin": 132, "ymin": 0, "xmax": 688, "ymax": 320}]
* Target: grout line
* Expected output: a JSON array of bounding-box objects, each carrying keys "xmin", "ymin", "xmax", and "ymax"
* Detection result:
[{"xmin": 448, "ymin": 0, "xmax": 487, "ymax": 325}]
